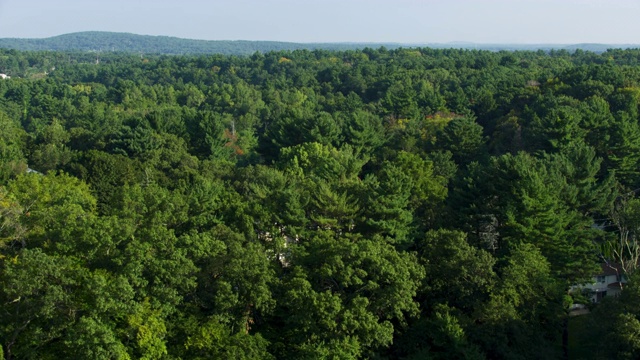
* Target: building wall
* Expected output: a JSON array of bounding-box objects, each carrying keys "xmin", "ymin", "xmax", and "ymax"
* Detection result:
[{"xmin": 581, "ymin": 274, "xmax": 619, "ymax": 303}]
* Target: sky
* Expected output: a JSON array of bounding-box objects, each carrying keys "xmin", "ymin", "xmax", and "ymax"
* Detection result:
[{"xmin": 0, "ymin": 0, "xmax": 638, "ymax": 44}]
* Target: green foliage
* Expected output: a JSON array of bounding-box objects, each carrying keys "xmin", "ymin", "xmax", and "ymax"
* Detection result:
[
  {"xmin": 63, "ymin": 317, "xmax": 131, "ymax": 360},
  {"xmin": 341, "ymin": 109, "xmax": 386, "ymax": 154},
  {"xmin": 577, "ymin": 275, "xmax": 640, "ymax": 359},
  {"xmin": 417, "ymin": 230, "xmax": 496, "ymax": 312},
  {"xmin": 359, "ymin": 162, "xmax": 414, "ymax": 246},
  {"xmin": 0, "ymin": 46, "xmax": 636, "ymax": 359},
  {"xmin": 271, "ymin": 232, "xmax": 423, "ymax": 358},
  {"xmin": 127, "ymin": 300, "xmax": 168, "ymax": 360},
  {"xmin": 452, "ymin": 151, "xmax": 606, "ymax": 282},
  {"xmin": 420, "ymin": 304, "xmax": 484, "ymax": 360},
  {"xmin": 436, "ymin": 116, "xmax": 487, "ymax": 165},
  {"xmin": 0, "ymin": 31, "xmax": 407, "ymax": 55},
  {"xmin": 29, "ymin": 118, "xmax": 74, "ymax": 173},
  {"xmin": 183, "ymin": 317, "xmax": 273, "ymax": 360},
  {"xmin": 0, "ymin": 111, "xmax": 27, "ymax": 184},
  {"xmin": 75, "ymin": 150, "xmax": 140, "ymax": 214}
]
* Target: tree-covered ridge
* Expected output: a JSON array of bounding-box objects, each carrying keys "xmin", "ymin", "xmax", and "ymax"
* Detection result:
[
  {"xmin": 0, "ymin": 32, "xmax": 406, "ymax": 56},
  {"xmin": 1, "ymin": 31, "xmax": 637, "ymax": 56},
  {"xmin": 1, "ymin": 47, "xmax": 640, "ymax": 358}
]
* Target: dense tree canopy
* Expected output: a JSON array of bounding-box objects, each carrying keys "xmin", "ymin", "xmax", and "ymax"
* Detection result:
[{"xmin": 1, "ymin": 46, "xmax": 640, "ymax": 359}]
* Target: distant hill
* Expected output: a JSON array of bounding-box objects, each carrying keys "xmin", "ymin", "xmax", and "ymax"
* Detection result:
[
  {"xmin": 0, "ymin": 32, "xmax": 637, "ymax": 55},
  {"xmin": 561, "ymin": 43, "xmax": 632, "ymax": 53},
  {"xmin": 0, "ymin": 32, "xmax": 404, "ymax": 55}
]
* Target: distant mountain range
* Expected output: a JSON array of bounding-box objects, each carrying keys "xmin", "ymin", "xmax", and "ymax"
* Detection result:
[{"xmin": 0, "ymin": 32, "xmax": 637, "ymax": 55}]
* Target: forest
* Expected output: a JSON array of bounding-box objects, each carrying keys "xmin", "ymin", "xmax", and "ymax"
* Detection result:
[
  {"xmin": 0, "ymin": 32, "xmax": 404, "ymax": 56},
  {"xmin": 2, "ymin": 46, "xmax": 640, "ymax": 359},
  {"xmin": 0, "ymin": 31, "xmax": 626, "ymax": 56}
]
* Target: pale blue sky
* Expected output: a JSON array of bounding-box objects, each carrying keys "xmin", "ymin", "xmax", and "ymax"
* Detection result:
[{"xmin": 0, "ymin": 0, "xmax": 638, "ymax": 44}]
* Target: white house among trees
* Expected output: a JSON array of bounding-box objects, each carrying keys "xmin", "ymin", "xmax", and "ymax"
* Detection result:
[{"xmin": 576, "ymin": 263, "xmax": 627, "ymax": 303}]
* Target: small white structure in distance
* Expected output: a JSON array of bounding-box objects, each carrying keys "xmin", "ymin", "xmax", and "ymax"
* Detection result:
[
  {"xmin": 574, "ymin": 263, "xmax": 627, "ymax": 303},
  {"xmin": 0, "ymin": 74, "xmax": 10, "ymax": 79}
]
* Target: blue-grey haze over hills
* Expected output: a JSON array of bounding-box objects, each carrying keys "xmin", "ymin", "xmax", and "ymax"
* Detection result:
[{"xmin": 0, "ymin": 31, "xmax": 636, "ymax": 55}]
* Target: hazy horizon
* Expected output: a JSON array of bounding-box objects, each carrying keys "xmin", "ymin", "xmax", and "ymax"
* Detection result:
[
  {"xmin": 0, "ymin": 0, "xmax": 638, "ymax": 44},
  {"xmin": 2, "ymin": 31, "xmax": 637, "ymax": 46}
]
